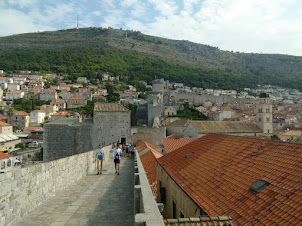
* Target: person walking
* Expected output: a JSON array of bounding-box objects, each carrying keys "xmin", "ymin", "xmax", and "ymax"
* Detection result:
[
  {"xmin": 113, "ymin": 145, "xmax": 122, "ymax": 175},
  {"xmin": 95, "ymin": 144, "xmax": 105, "ymax": 175}
]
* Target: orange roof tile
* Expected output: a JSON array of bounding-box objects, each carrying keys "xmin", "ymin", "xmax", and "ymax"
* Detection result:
[
  {"xmin": 24, "ymin": 127, "xmax": 43, "ymax": 131},
  {"xmin": 162, "ymin": 137, "xmax": 198, "ymax": 154},
  {"xmin": 31, "ymin": 110, "xmax": 46, "ymax": 113},
  {"xmin": 0, "ymin": 152, "xmax": 12, "ymax": 160},
  {"xmin": 158, "ymin": 134, "xmax": 302, "ymax": 225},
  {"xmin": 136, "ymin": 140, "xmax": 163, "ymax": 196},
  {"xmin": 0, "ymin": 121, "xmax": 12, "ymax": 126},
  {"xmin": 52, "ymin": 111, "xmax": 72, "ymax": 117},
  {"xmin": 14, "ymin": 111, "xmax": 29, "ymax": 116},
  {"xmin": 51, "ymin": 98, "xmax": 65, "ymax": 104},
  {"xmin": 68, "ymin": 97, "xmax": 85, "ymax": 100}
]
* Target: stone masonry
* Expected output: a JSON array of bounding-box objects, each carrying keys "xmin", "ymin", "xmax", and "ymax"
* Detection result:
[
  {"xmin": 0, "ymin": 145, "xmax": 113, "ymax": 225},
  {"xmin": 43, "ymin": 103, "xmax": 131, "ymax": 162}
]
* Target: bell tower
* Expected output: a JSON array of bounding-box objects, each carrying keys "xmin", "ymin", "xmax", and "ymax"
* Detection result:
[{"xmin": 256, "ymin": 93, "xmax": 273, "ymax": 134}]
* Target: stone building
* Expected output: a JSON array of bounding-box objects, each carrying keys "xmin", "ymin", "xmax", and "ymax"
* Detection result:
[
  {"xmin": 135, "ymin": 79, "xmax": 235, "ymax": 128},
  {"xmin": 0, "ymin": 121, "xmax": 21, "ymax": 151},
  {"xmin": 7, "ymin": 111, "xmax": 30, "ymax": 130},
  {"xmin": 67, "ymin": 97, "xmax": 87, "ymax": 108},
  {"xmin": 166, "ymin": 119, "xmax": 262, "ymax": 137},
  {"xmin": 43, "ymin": 103, "xmax": 131, "ymax": 161},
  {"xmin": 256, "ymin": 93, "xmax": 273, "ymax": 134}
]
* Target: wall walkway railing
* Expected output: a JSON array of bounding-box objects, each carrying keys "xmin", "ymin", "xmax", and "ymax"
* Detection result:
[{"xmin": 134, "ymin": 150, "xmax": 164, "ymax": 225}]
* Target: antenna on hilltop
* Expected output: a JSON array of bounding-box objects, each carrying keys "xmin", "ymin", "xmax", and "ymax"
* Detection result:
[
  {"xmin": 125, "ymin": 31, "xmax": 127, "ymax": 39},
  {"xmin": 77, "ymin": 15, "xmax": 79, "ymax": 29}
]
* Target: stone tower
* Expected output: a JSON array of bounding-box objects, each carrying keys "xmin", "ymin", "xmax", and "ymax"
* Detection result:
[{"xmin": 256, "ymin": 93, "xmax": 273, "ymax": 134}]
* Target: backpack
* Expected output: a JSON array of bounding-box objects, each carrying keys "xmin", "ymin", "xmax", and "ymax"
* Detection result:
[{"xmin": 115, "ymin": 151, "xmax": 120, "ymax": 160}]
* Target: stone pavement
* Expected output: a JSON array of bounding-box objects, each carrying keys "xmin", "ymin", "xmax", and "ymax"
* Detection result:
[{"xmin": 11, "ymin": 157, "xmax": 134, "ymax": 226}]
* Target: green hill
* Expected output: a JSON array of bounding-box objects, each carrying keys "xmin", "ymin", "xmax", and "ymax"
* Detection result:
[{"xmin": 0, "ymin": 27, "xmax": 301, "ymax": 90}]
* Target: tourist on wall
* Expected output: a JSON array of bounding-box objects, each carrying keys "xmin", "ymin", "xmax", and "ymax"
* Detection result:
[
  {"xmin": 95, "ymin": 144, "xmax": 105, "ymax": 175},
  {"xmin": 113, "ymin": 145, "xmax": 122, "ymax": 175}
]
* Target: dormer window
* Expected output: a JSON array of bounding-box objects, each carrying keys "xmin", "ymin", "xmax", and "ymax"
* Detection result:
[{"xmin": 250, "ymin": 180, "xmax": 269, "ymax": 193}]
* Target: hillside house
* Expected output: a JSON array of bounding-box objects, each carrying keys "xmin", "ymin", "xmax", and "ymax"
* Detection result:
[
  {"xmin": 6, "ymin": 91, "xmax": 24, "ymax": 100},
  {"xmin": 39, "ymin": 89, "xmax": 57, "ymax": 101},
  {"xmin": 7, "ymin": 111, "xmax": 30, "ymax": 130},
  {"xmin": 7, "ymin": 83, "xmax": 20, "ymax": 91},
  {"xmin": 67, "ymin": 97, "xmax": 87, "ymax": 108},
  {"xmin": 30, "ymin": 110, "xmax": 46, "ymax": 125},
  {"xmin": 50, "ymin": 98, "xmax": 66, "ymax": 110}
]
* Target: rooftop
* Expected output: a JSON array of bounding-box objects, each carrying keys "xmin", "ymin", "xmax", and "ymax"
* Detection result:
[
  {"xmin": 191, "ymin": 121, "xmax": 262, "ymax": 134},
  {"xmin": 94, "ymin": 103, "xmax": 130, "ymax": 112},
  {"xmin": 0, "ymin": 121, "xmax": 12, "ymax": 126},
  {"xmin": 158, "ymin": 134, "xmax": 302, "ymax": 225},
  {"xmin": 136, "ymin": 140, "xmax": 163, "ymax": 196},
  {"xmin": 162, "ymin": 137, "xmax": 198, "ymax": 154}
]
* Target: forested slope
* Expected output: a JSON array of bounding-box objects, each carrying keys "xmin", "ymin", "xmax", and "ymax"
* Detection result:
[{"xmin": 0, "ymin": 27, "xmax": 301, "ymax": 90}]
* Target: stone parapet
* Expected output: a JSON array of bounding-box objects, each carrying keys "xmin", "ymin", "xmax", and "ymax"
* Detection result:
[
  {"xmin": 134, "ymin": 150, "xmax": 164, "ymax": 226},
  {"xmin": 1, "ymin": 145, "xmax": 112, "ymax": 225}
]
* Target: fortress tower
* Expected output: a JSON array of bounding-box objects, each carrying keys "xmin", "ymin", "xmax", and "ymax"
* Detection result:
[{"xmin": 256, "ymin": 93, "xmax": 273, "ymax": 134}]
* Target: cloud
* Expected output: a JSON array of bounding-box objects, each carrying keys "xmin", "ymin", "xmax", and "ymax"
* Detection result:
[
  {"xmin": 0, "ymin": 8, "xmax": 54, "ymax": 36},
  {"xmin": 7, "ymin": 0, "xmax": 38, "ymax": 8},
  {"xmin": 0, "ymin": 0, "xmax": 302, "ymax": 55},
  {"xmin": 91, "ymin": 11, "xmax": 102, "ymax": 16},
  {"xmin": 121, "ymin": 0, "xmax": 138, "ymax": 7},
  {"xmin": 133, "ymin": 0, "xmax": 302, "ymax": 55}
]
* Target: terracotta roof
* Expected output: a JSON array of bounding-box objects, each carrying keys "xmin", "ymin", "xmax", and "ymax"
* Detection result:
[
  {"xmin": 94, "ymin": 103, "xmax": 130, "ymax": 112},
  {"xmin": 14, "ymin": 111, "xmax": 29, "ymax": 116},
  {"xmin": 7, "ymin": 90, "xmax": 22, "ymax": 93},
  {"xmin": 0, "ymin": 152, "xmax": 12, "ymax": 160},
  {"xmin": 31, "ymin": 110, "xmax": 46, "ymax": 113},
  {"xmin": 157, "ymin": 134, "xmax": 302, "ymax": 225},
  {"xmin": 221, "ymin": 107, "xmax": 235, "ymax": 112},
  {"xmin": 0, "ymin": 121, "xmax": 12, "ymax": 126},
  {"xmin": 68, "ymin": 97, "xmax": 85, "ymax": 100},
  {"xmin": 191, "ymin": 121, "xmax": 262, "ymax": 134},
  {"xmin": 24, "ymin": 127, "xmax": 43, "ymax": 131},
  {"xmin": 164, "ymin": 215, "xmax": 233, "ymax": 225},
  {"xmin": 51, "ymin": 98, "xmax": 65, "ymax": 104},
  {"xmin": 52, "ymin": 111, "xmax": 72, "ymax": 117},
  {"xmin": 136, "ymin": 140, "xmax": 163, "ymax": 196},
  {"xmin": 162, "ymin": 137, "xmax": 198, "ymax": 154}
]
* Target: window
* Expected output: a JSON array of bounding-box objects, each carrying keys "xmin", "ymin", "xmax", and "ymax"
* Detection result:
[
  {"xmin": 266, "ymin": 117, "xmax": 270, "ymax": 122},
  {"xmin": 186, "ymin": 152, "xmax": 194, "ymax": 158},
  {"xmin": 160, "ymin": 187, "xmax": 166, "ymax": 204},
  {"xmin": 173, "ymin": 201, "xmax": 176, "ymax": 219},
  {"xmin": 180, "ymin": 211, "xmax": 184, "ymax": 218},
  {"xmin": 258, "ymin": 108, "xmax": 262, "ymax": 113},
  {"xmin": 259, "ymin": 118, "xmax": 261, "ymax": 122},
  {"xmin": 266, "ymin": 108, "xmax": 270, "ymax": 113},
  {"xmin": 251, "ymin": 180, "xmax": 269, "ymax": 192}
]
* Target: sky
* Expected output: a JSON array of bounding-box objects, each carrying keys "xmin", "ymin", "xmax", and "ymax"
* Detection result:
[{"xmin": 0, "ymin": 0, "xmax": 302, "ymax": 56}]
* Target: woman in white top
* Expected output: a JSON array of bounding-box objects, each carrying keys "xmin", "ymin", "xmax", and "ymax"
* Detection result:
[
  {"xmin": 113, "ymin": 145, "xmax": 122, "ymax": 175},
  {"xmin": 95, "ymin": 144, "xmax": 105, "ymax": 175}
]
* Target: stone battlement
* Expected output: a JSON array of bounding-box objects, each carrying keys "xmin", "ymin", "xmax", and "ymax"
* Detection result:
[
  {"xmin": 1, "ymin": 145, "xmax": 112, "ymax": 225},
  {"xmin": 1, "ymin": 146, "xmax": 163, "ymax": 225}
]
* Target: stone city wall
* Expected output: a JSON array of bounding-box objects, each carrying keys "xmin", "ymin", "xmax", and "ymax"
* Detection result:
[
  {"xmin": 135, "ymin": 151, "xmax": 164, "ymax": 226},
  {"xmin": 1, "ymin": 145, "xmax": 112, "ymax": 226},
  {"xmin": 131, "ymin": 127, "xmax": 166, "ymax": 145}
]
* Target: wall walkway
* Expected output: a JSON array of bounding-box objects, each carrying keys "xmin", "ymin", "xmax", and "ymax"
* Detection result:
[
  {"xmin": 11, "ymin": 157, "xmax": 134, "ymax": 226},
  {"xmin": 2, "ymin": 146, "xmax": 163, "ymax": 225}
]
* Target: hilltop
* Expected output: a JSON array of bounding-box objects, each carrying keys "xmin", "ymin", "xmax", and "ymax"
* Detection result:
[{"xmin": 0, "ymin": 27, "xmax": 301, "ymax": 90}]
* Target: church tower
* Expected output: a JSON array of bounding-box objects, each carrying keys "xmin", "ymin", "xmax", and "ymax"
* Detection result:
[{"xmin": 256, "ymin": 93, "xmax": 273, "ymax": 134}]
